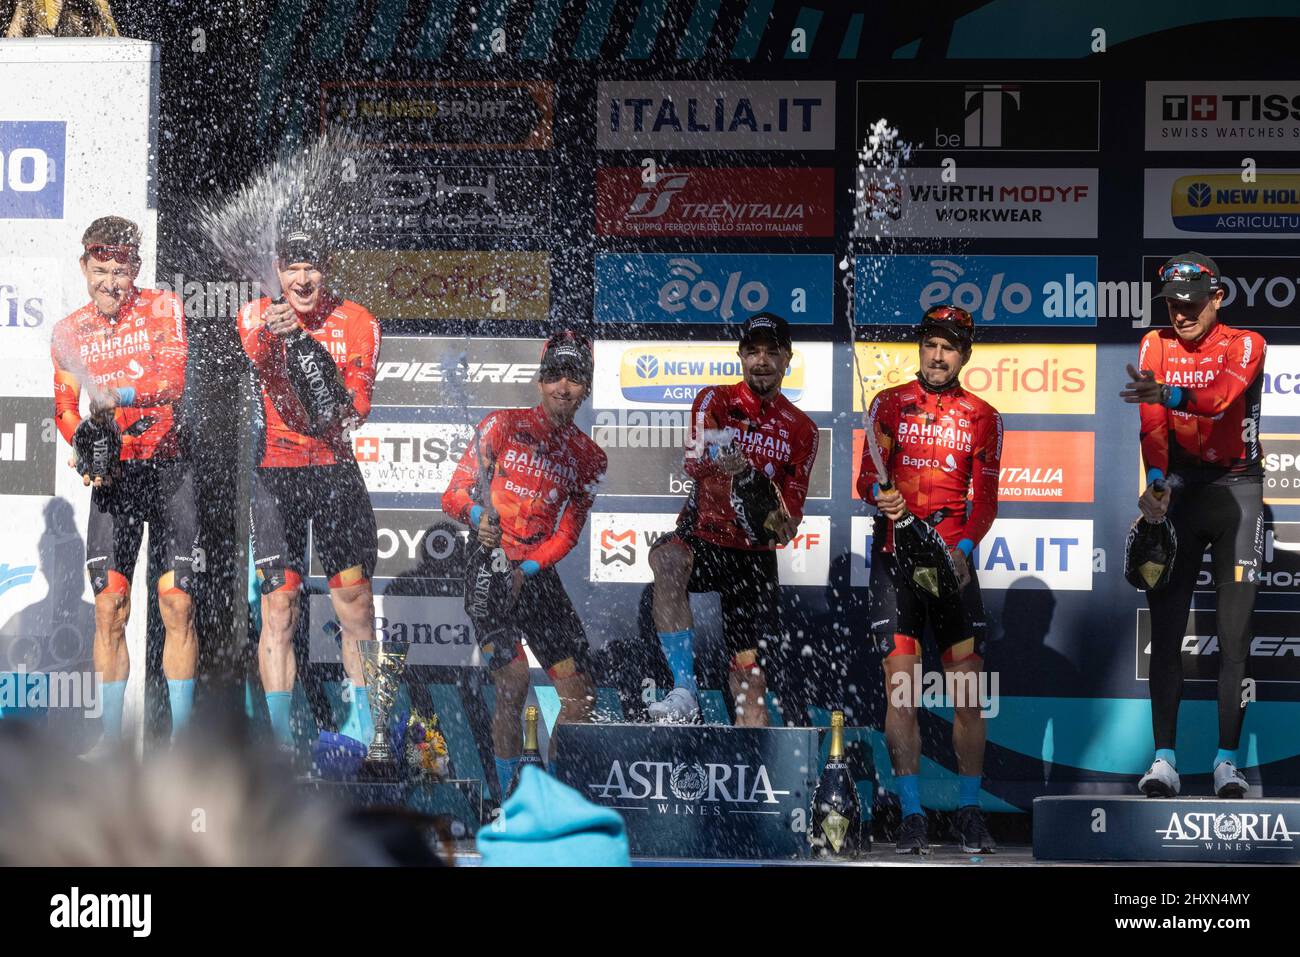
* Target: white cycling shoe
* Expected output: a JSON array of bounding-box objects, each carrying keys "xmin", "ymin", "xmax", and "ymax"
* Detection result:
[
  {"xmin": 647, "ymin": 687, "xmax": 700, "ymax": 724},
  {"xmin": 1214, "ymin": 761, "xmax": 1249, "ymax": 799},
  {"xmin": 1138, "ymin": 757, "xmax": 1181, "ymax": 798}
]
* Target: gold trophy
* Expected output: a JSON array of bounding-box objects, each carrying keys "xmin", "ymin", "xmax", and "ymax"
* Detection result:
[
  {"xmin": 4, "ymin": 0, "xmax": 120, "ymax": 37},
  {"xmin": 357, "ymin": 639, "xmax": 410, "ymax": 780}
]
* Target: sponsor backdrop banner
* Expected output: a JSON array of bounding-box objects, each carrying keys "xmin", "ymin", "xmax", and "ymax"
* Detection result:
[
  {"xmin": 372, "ymin": 336, "xmax": 545, "ymax": 408},
  {"xmin": 308, "ymin": 594, "xmax": 479, "ymax": 668},
  {"xmin": 854, "ymin": 168, "xmax": 1098, "ymax": 239},
  {"xmin": 351, "ymin": 165, "xmax": 552, "ymax": 237},
  {"xmin": 1144, "ymin": 169, "xmax": 1300, "ymax": 238},
  {"xmin": 1141, "ymin": 255, "xmax": 1300, "ymax": 329},
  {"xmin": 333, "ymin": 251, "xmax": 551, "ymax": 321},
  {"xmin": 1145, "ymin": 82, "xmax": 1300, "ymax": 150}
]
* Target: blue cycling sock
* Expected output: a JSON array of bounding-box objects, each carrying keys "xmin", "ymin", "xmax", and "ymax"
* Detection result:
[
  {"xmin": 496, "ymin": 756, "xmax": 521, "ymax": 797},
  {"xmin": 1155, "ymin": 748, "xmax": 1177, "ymax": 769},
  {"xmin": 657, "ymin": 630, "xmax": 697, "ymax": 694},
  {"xmin": 958, "ymin": 774, "xmax": 981, "ymax": 809},
  {"xmin": 265, "ymin": 691, "xmax": 294, "ymax": 746},
  {"xmin": 100, "ymin": 680, "xmax": 127, "ymax": 739},
  {"xmin": 167, "ymin": 678, "xmax": 195, "ymax": 738},
  {"xmin": 340, "ymin": 685, "xmax": 375, "ymax": 745},
  {"xmin": 897, "ymin": 774, "xmax": 923, "ymax": 818},
  {"xmin": 1214, "ymin": 748, "xmax": 1239, "ymax": 768}
]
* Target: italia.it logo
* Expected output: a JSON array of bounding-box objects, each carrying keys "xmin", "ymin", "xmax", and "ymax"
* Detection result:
[{"xmin": 0, "ymin": 563, "xmax": 36, "ymax": 598}]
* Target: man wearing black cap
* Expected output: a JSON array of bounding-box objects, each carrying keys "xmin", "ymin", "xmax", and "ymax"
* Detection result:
[
  {"xmin": 238, "ymin": 230, "xmax": 382, "ymax": 753},
  {"xmin": 1121, "ymin": 252, "xmax": 1266, "ymax": 799},
  {"xmin": 646, "ymin": 313, "xmax": 819, "ymax": 725},
  {"xmin": 441, "ymin": 330, "xmax": 607, "ymax": 798}
]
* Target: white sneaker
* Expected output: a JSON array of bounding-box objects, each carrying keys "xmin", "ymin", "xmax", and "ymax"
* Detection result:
[
  {"xmin": 1138, "ymin": 757, "xmax": 1180, "ymax": 797},
  {"xmin": 647, "ymin": 687, "xmax": 700, "ymax": 724},
  {"xmin": 1214, "ymin": 760, "xmax": 1248, "ymax": 799}
]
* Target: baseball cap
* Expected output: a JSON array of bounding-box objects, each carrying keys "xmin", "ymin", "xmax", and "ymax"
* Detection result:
[
  {"xmin": 1153, "ymin": 252, "xmax": 1221, "ymax": 304},
  {"xmin": 538, "ymin": 329, "xmax": 594, "ymax": 386},
  {"xmin": 738, "ymin": 312, "xmax": 792, "ymax": 351},
  {"xmin": 918, "ymin": 304, "xmax": 974, "ymax": 347},
  {"xmin": 275, "ymin": 229, "xmax": 329, "ymax": 268}
]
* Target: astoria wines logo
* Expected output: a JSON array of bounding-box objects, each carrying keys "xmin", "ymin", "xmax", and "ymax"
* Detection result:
[
  {"xmin": 588, "ymin": 759, "xmax": 791, "ymax": 814},
  {"xmin": 1155, "ymin": 810, "xmax": 1300, "ymax": 851}
]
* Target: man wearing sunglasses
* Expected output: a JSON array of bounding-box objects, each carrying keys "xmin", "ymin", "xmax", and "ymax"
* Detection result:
[
  {"xmin": 238, "ymin": 231, "xmax": 381, "ymax": 753},
  {"xmin": 647, "ymin": 313, "xmax": 819, "ymax": 726},
  {"xmin": 441, "ymin": 331, "xmax": 607, "ymax": 798},
  {"xmin": 1121, "ymin": 253, "xmax": 1266, "ymax": 800},
  {"xmin": 50, "ymin": 216, "xmax": 198, "ymax": 746},
  {"xmin": 856, "ymin": 305, "xmax": 1003, "ymax": 855}
]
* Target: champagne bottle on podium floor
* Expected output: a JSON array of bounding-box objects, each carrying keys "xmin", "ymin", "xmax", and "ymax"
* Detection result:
[
  {"xmin": 810, "ymin": 711, "xmax": 863, "ymax": 859},
  {"xmin": 507, "ymin": 706, "xmax": 547, "ymax": 798}
]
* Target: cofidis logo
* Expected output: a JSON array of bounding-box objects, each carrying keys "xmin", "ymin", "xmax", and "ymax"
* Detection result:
[
  {"xmin": 0, "ymin": 121, "xmax": 65, "ymax": 219},
  {"xmin": 1171, "ymin": 173, "xmax": 1300, "ymax": 234},
  {"xmin": 852, "ymin": 343, "xmax": 1095, "ymax": 414}
]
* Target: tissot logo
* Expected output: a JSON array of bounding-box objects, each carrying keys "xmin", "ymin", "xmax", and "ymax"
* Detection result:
[
  {"xmin": 352, "ymin": 423, "xmax": 472, "ymax": 494},
  {"xmin": 1148, "ymin": 84, "xmax": 1300, "ymax": 151}
]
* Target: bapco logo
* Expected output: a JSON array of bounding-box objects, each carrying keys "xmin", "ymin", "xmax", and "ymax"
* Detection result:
[
  {"xmin": 636, "ymin": 355, "xmax": 660, "ymax": 379},
  {"xmin": 1187, "ymin": 182, "xmax": 1213, "ymax": 208}
]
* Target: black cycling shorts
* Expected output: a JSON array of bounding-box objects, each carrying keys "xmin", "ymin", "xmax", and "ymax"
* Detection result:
[
  {"xmin": 250, "ymin": 462, "xmax": 377, "ymax": 589},
  {"xmin": 86, "ymin": 459, "xmax": 198, "ymax": 594},
  {"xmin": 475, "ymin": 558, "xmax": 591, "ymax": 676},
  {"xmin": 650, "ymin": 531, "xmax": 780, "ymax": 660},
  {"xmin": 868, "ymin": 541, "xmax": 988, "ymax": 661}
]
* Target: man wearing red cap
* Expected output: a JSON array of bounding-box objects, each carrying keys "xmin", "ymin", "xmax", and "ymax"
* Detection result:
[{"xmin": 1121, "ymin": 252, "xmax": 1266, "ymax": 801}]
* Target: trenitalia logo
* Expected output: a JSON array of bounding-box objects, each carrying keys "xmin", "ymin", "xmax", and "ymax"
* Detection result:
[
  {"xmin": 615, "ymin": 344, "xmax": 808, "ymax": 405},
  {"xmin": 852, "ymin": 343, "xmax": 1095, "ymax": 414}
]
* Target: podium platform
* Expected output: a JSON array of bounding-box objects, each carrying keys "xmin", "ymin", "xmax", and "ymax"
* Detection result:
[
  {"xmin": 1033, "ymin": 795, "xmax": 1300, "ymax": 864},
  {"xmin": 554, "ymin": 723, "xmax": 870, "ymax": 861}
]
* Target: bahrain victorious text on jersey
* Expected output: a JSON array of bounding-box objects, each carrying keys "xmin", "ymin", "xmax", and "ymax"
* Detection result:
[
  {"xmin": 679, "ymin": 381, "xmax": 819, "ymax": 551},
  {"xmin": 239, "ymin": 295, "xmax": 381, "ymax": 468},
  {"xmin": 52, "ymin": 288, "xmax": 188, "ymax": 461},
  {"xmin": 442, "ymin": 405, "xmax": 608, "ymax": 570},
  {"xmin": 857, "ymin": 379, "xmax": 1003, "ymax": 553},
  {"xmin": 1138, "ymin": 323, "xmax": 1265, "ymax": 481}
]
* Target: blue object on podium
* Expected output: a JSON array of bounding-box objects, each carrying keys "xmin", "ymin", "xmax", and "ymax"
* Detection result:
[
  {"xmin": 553, "ymin": 723, "xmax": 819, "ymax": 860},
  {"xmin": 1034, "ymin": 795, "xmax": 1300, "ymax": 863}
]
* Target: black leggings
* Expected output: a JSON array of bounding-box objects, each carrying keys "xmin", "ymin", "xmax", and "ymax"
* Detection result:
[{"xmin": 1146, "ymin": 479, "xmax": 1262, "ymax": 751}]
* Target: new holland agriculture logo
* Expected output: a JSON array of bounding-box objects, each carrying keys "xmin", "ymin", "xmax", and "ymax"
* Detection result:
[
  {"xmin": 1171, "ymin": 174, "xmax": 1300, "ymax": 233},
  {"xmin": 618, "ymin": 344, "xmax": 807, "ymax": 405},
  {"xmin": 1155, "ymin": 810, "xmax": 1300, "ymax": 852}
]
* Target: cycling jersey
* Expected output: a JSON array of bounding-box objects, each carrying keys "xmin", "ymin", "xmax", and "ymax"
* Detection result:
[
  {"xmin": 1137, "ymin": 324, "xmax": 1266, "ymax": 482},
  {"xmin": 51, "ymin": 288, "xmax": 188, "ymax": 461},
  {"xmin": 442, "ymin": 405, "xmax": 607, "ymax": 571},
  {"xmin": 678, "ymin": 381, "xmax": 818, "ymax": 551},
  {"xmin": 857, "ymin": 379, "xmax": 1003, "ymax": 553},
  {"xmin": 238, "ymin": 295, "xmax": 381, "ymax": 468}
]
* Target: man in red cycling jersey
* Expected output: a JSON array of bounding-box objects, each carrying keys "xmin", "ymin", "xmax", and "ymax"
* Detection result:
[
  {"xmin": 647, "ymin": 313, "xmax": 819, "ymax": 726},
  {"xmin": 51, "ymin": 216, "xmax": 198, "ymax": 746},
  {"xmin": 441, "ymin": 331, "xmax": 607, "ymax": 798},
  {"xmin": 1121, "ymin": 253, "xmax": 1265, "ymax": 800},
  {"xmin": 857, "ymin": 305, "xmax": 1002, "ymax": 855},
  {"xmin": 238, "ymin": 230, "xmax": 381, "ymax": 752}
]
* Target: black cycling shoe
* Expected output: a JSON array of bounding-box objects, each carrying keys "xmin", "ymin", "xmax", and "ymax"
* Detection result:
[
  {"xmin": 895, "ymin": 813, "xmax": 930, "ymax": 855},
  {"xmin": 953, "ymin": 805, "xmax": 997, "ymax": 854}
]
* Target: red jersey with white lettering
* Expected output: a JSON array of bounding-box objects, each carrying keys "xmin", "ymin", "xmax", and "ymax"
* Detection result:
[
  {"xmin": 857, "ymin": 379, "xmax": 1003, "ymax": 552},
  {"xmin": 441, "ymin": 405, "xmax": 607, "ymax": 570},
  {"xmin": 679, "ymin": 381, "xmax": 819, "ymax": 551},
  {"xmin": 1138, "ymin": 323, "xmax": 1265, "ymax": 481},
  {"xmin": 238, "ymin": 296, "xmax": 381, "ymax": 468},
  {"xmin": 52, "ymin": 287, "xmax": 188, "ymax": 461}
]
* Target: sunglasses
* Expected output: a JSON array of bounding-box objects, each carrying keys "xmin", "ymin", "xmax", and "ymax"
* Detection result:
[
  {"xmin": 1159, "ymin": 261, "xmax": 1214, "ymax": 283},
  {"xmin": 85, "ymin": 243, "xmax": 139, "ymax": 264},
  {"xmin": 922, "ymin": 305, "xmax": 974, "ymax": 329}
]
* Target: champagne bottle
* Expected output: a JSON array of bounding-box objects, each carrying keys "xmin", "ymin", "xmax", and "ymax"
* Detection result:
[
  {"xmin": 811, "ymin": 711, "xmax": 863, "ymax": 859},
  {"xmin": 507, "ymin": 706, "xmax": 547, "ymax": 797},
  {"xmin": 1124, "ymin": 481, "xmax": 1177, "ymax": 591},
  {"xmin": 880, "ymin": 480, "xmax": 961, "ymax": 601},
  {"xmin": 280, "ymin": 305, "xmax": 351, "ymax": 435}
]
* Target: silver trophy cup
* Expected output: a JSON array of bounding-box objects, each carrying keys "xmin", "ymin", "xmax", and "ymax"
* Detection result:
[{"xmin": 357, "ymin": 639, "xmax": 410, "ymax": 773}]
